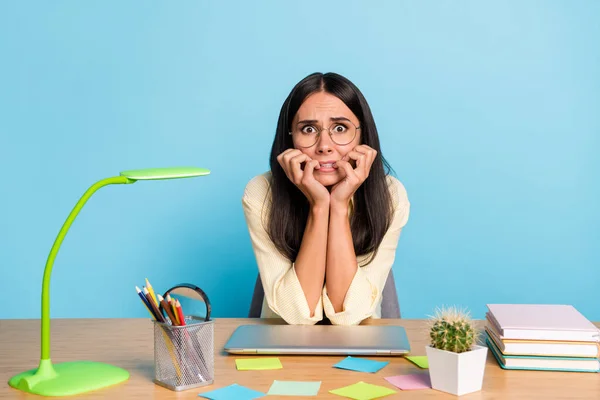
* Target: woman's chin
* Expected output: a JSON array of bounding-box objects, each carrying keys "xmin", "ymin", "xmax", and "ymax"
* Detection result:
[{"xmin": 315, "ymin": 172, "xmax": 342, "ymax": 187}]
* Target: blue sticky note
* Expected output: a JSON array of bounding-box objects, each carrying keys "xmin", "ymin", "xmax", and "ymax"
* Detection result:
[
  {"xmin": 198, "ymin": 383, "xmax": 265, "ymax": 400},
  {"xmin": 333, "ymin": 356, "xmax": 389, "ymax": 373}
]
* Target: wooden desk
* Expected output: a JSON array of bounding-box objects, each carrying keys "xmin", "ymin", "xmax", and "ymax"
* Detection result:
[{"xmin": 1, "ymin": 318, "xmax": 598, "ymax": 399}]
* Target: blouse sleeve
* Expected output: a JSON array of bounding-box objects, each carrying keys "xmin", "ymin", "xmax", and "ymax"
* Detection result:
[
  {"xmin": 322, "ymin": 177, "xmax": 410, "ymax": 325},
  {"xmin": 241, "ymin": 174, "xmax": 323, "ymax": 325}
]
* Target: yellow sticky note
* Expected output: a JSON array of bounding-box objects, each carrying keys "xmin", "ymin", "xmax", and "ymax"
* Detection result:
[
  {"xmin": 330, "ymin": 381, "xmax": 396, "ymax": 400},
  {"xmin": 235, "ymin": 357, "xmax": 283, "ymax": 370},
  {"xmin": 405, "ymin": 355, "xmax": 429, "ymax": 369}
]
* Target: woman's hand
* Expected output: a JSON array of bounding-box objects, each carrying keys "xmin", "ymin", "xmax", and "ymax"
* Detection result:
[
  {"xmin": 277, "ymin": 149, "xmax": 330, "ymax": 208},
  {"xmin": 330, "ymin": 145, "xmax": 377, "ymax": 209}
]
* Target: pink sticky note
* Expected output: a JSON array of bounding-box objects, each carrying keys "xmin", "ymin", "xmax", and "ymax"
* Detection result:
[{"xmin": 385, "ymin": 373, "xmax": 431, "ymax": 390}]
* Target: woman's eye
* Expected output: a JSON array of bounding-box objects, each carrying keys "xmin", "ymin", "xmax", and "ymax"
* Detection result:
[
  {"xmin": 333, "ymin": 124, "xmax": 347, "ymax": 133},
  {"xmin": 302, "ymin": 126, "xmax": 316, "ymax": 134}
]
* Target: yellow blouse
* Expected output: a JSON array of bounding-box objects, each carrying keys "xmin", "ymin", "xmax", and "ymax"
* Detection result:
[{"xmin": 241, "ymin": 171, "xmax": 410, "ymax": 325}]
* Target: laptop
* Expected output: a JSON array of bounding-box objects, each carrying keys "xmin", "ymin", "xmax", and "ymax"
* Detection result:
[{"xmin": 223, "ymin": 324, "xmax": 411, "ymax": 355}]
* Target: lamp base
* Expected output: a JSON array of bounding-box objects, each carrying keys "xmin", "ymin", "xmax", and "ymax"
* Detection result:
[{"xmin": 9, "ymin": 359, "xmax": 129, "ymax": 397}]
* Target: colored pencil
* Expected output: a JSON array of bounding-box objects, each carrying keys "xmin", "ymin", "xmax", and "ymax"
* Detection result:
[
  {"xmin": 135, "ymin": 283, "xmax": 183, "ymax": 380},
  {"xmin": 136, "ymin": 286, "xmax": 158, "ymax": 320},
  {"xmin": 170, "ymin": 299, "xmax": 180, "ymax": 325},
  {"xmin": 143, "ymin": 287, "xmax": 165, "ymax": 323},
  {"xmin": 166, "ymin": 292, "xmax": 209, "ymax": 381},
  {"xmin": 158, "ymin": 294, "xmax": 179, "ymax": 326},
  {"xmin": 137, "ymin": 286, "xmax": 182, "ymax": 376},
  {"xmin": 145, "ymin": 278, "xmax": 158, "ymax": 306},
  {"xmin": 175, "ymin": 299, "xmax": 186, "ymax": 326}
]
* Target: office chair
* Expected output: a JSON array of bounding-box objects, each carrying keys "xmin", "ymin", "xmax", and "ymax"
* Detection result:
[{"xmin": 248, "ymin": 269, "xmax": 401, "ymax": 319}]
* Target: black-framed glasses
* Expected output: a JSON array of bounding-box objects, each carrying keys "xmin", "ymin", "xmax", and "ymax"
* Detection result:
[{"xmin": 288, "ymin": 120, "xmax": 360, "ymax": 148}]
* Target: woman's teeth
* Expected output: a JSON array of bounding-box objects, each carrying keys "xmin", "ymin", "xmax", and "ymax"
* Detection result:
[{"xmin": 320, "ymin": 163, "xmax": 334, "ymax": 168}]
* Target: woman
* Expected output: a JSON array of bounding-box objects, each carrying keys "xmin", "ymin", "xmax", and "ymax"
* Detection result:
[{"xmin": 242, "ymin": 72, "xmax": 410, "ymax": 325}]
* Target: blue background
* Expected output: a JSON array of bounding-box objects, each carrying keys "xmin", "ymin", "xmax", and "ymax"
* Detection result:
[{"xmin": 1, "ymin": 1, "xmax": 599, "ymax": 321}]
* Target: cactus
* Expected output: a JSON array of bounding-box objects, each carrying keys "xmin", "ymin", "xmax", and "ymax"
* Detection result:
[{"xmin": 427, "ymin": 305, "xmax": 479, "ymax": 353}]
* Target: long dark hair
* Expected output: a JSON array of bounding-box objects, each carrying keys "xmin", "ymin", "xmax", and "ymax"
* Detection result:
[{"xmin": 268, "ymin": 72, "xmax": 394, "ymax": 266}]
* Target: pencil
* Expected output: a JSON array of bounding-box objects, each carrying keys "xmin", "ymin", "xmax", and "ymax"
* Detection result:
[
  {"xmin": 172, "ymin": 299, "xmax": 208, "ymax": 380},
  {"xmin": 137, "ymin": 285, "xmax": 183, "ymax": 381},
  {"xmin": 175, "ymin": 299, "xmax": 186, "ymax": 326},
  {"xmin": 143, "ymin": 287, "xmax": 165, "ymax": 323},
  {"xmin": 158, "ymin": 294, "xmax": 179, "ymax": 326},
  {"xmin": 165, "ymin": 294, "xmax": 177, "ymax": 322},
  {"xmin": 136, "ymin": 286, "xmax": 157, "ymax": 319},
  {"xmin": 145, "ymin": 278, "xmax": 158, "ymax": 306},
  {"xmin": 170, "ymin": 299, "xmax": 180, "ymax": 325}
]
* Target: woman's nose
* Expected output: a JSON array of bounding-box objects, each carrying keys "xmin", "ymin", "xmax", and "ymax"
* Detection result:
[
  {"xmin": 316, "ymin": 131, "xmax": 334, "ymax": 154},
  {"xmin": 316, "ymin": 145, "xmax": 333, "ymax": 155}
]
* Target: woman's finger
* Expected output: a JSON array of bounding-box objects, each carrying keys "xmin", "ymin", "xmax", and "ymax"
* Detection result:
[
  {"xmin": 280, "ymin": 150, "xmax": 301, "ymax": 172},
  {"xmin": 282, "ymin": 149, "xmax": 302, "ymax": 165},
  {"xmin": 289, "ymin": 153, "xmax": 310, "ymax": 169},
  {"xmin": 352, "ymin": 146, "xmax": 377, "ymax": 174},
  {"xmin": 277, "ymin": 148, "xmax": 299, "ymax": 173},
  {"xmin": 344, "ymin": 150, "xmax": 367, "ymax": 169},
  {"xmin": 354, "ymin": 145, "xmax": 377, "ymax": 161},
  {"xmin": 345, "ymin": 150, "xmax": 366, "ymax": 160},
  {"xmin": 277, "ymin": 148, "xmax": 297, "ymax": 163},
  {"xmin": 335, "ymin": 160, "xmax": 361, "ymax": 185},
  {"xmin": 302, "ymin": 159, "xmax": 320, "ymax": 182},
  {"xmin": 354, "ymin": 144, "xmax": 376, "ymax": 155},
  {"xmin": 289, "ymin": 153, "xmax": 311, "ymax": 184}
]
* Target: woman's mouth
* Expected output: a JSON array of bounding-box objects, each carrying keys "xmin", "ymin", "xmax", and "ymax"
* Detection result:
[{"xmin": 317, "ymin": 161, "xmax": 337, "ymax": 172}]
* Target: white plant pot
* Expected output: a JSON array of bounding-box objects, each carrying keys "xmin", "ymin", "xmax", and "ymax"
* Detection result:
[{"xmin": 425, "ymin": 344, "xmax": 488, "ymax": 396}]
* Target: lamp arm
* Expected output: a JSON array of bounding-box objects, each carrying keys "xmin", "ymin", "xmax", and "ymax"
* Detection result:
[{"xmin": 41, "ymin": 175, "xmax": 134, "ymax": 361}]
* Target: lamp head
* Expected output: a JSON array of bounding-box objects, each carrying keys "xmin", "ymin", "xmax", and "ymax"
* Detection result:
[{"xmin": 119, "ymin": 167, "xmax": 210, "ymax": 182}]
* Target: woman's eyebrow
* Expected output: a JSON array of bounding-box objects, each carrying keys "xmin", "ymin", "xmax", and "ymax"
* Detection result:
[
  {"xmin": 330, "ymin": 116, "xmax": 351, "ymax": 122},
  {"xmin": 297, "ymin": 119, "xmax": 319, "ymax": 124},
  {"xmin": 297, "ymin": 116, "xmax": 351, "ymax": 124}
]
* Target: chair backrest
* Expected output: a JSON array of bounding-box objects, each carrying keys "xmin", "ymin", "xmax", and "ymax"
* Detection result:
[{"xmin": 248, "ymin": 269, "xmax": 401, "ymax": 319}]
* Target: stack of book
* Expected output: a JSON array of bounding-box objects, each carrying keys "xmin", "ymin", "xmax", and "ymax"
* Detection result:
[{"xmin": 485, "ymin": 304, "xmax": 600, "ymax": 372}]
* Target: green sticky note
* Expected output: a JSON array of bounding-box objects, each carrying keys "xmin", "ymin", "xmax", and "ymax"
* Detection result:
[
  {"xmin": 235, "ymin": 357, "xmax": 283, "ymax": 370},
  {"xmin": 329, "ymin": 381, "xmax": 396, "ymax": 400},
  {"xmin": 405, "ymin": 356, "xmax": 428, "ymax": 369},
  {"xmin": 267, "ymin": 380, "xmax": 321, "ymax": 396}
]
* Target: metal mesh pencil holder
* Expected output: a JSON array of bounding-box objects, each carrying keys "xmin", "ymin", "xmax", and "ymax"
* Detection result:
[{"xmin": 152, "ymin": 317, "xmax": 214, "ymax": 391}]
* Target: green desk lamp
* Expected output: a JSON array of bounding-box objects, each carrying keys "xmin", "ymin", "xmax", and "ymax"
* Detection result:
[{"xmin": 8, "ymin": 167, "xmax": 210, "ymax": 397}]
